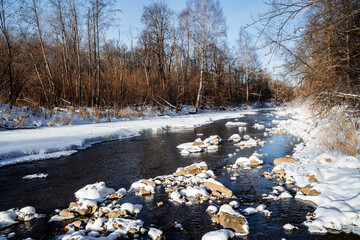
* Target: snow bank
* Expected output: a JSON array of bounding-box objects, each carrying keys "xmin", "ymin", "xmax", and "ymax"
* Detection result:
[
  {"xmin": 272, "ymin": 103, "xmax": 360, "ymax": 235},
  {"xmin": 0, "ymin": 110, "xmax": 251, "ymax": 167}
]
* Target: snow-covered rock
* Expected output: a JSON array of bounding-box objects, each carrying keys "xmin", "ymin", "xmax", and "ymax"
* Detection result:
[
  {"xmin": 148, "ymin": 228, "xmax": 163, "ymax": 240},
  {"xmin": 212, "ymin": 204, "xmax": 249, "ymax": 236},
  {"xmin": 202, "ymin": 229, "xmax": 235, "ymax": 240},
  {"xmin": 235, "ymin": 155, "xmax": 263, "ymax": 167},
  {"xmin": 283, "ymin": 223, "xmax": 298, "ymax": 231},
  {"xmin": 228, "ymin": 134, "xmax": 241, "ymax": 142},
  {"xmin": 17, "ymin": 206, "xmax": 37, "ymax": 221},
  {"xmin": 206, "ymin": 205, "xmax": 218, "ymax": 214},
  {"xmin": 75, "ymin": 182, "xmax": 115, "ymax": 202}
]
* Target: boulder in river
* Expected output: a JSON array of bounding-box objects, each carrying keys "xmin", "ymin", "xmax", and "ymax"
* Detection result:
[
  {"xmin": 204, "ymin": 179, "xmax": 233, "ymax": 198},
  {"xmin": 59, "ymin": 209, "xmax": 76, "ymax": 218},
  {"xmin": 176, "ymin": 162, "xmax": 208, "ymax": 176},
  {"xmin": 212, "ymin": 204, "xmax": 249, "ymax": 235}
]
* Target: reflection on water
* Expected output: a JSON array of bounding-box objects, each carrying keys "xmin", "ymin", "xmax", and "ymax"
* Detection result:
[{"xmin": 0, "ymin": 110, "xmax": 358, "ymax": 239}]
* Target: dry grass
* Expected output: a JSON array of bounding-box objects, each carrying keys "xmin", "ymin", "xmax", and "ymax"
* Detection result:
[
  {"xmin": 146, "ymin": 106, "xmax": 153, "ymax": 117},
  {"xmin": 60, "ymin": 108, "xmax": 73, "ymax": 125},
  {"xmin": 319, "ymin": 112, "xmax": 360, "ymax": 156},
  {"xmin": 105, "ymin": 109, "xmax": 111, "ymax": 122},
  {"xmin": 48, "ymin": 115, "xmax": 58, "ymax": 126},
  {"xmin": 94, "ymin": 108, "xmax": 102, "ymax": 123},
  {"xmin": 16, "ymin": 110, "xmax": 25, "ymax": 127},
  {"xmin": 116, "ymin": 108, "xmax": 143, "ymax": 118}
]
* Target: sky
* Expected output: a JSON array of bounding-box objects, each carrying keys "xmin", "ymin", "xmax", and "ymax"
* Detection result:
[{"xmin": 112, "ymin": 0, "xmax": 279, "ymax": 73}]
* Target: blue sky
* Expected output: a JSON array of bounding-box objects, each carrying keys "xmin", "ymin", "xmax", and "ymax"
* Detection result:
[{"xmin": 112, "ymin": 0, "xmax": 277, "ymax": 71}]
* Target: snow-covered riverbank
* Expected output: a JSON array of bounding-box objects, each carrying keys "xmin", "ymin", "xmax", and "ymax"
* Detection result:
[
  {"xmin": 272, "ymin": 103, "xmax": 360, "ymax": 235},
  {"xmin": 0, "ymin": 108, "xmax": 259, "ymax": 167}
]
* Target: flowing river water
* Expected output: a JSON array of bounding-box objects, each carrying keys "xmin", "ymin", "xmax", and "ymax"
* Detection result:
[{"xmin": 0, "ymin": 109, "xmax": 358, "ymax": 239}]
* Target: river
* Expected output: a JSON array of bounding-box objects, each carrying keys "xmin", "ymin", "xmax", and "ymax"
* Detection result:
[{"xmin": 0, "ymin": 109, "xmax": 357, "ymax": 239}]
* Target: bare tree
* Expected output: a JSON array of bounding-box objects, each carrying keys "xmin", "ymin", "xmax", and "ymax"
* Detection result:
[
  {"xmin": 140, "ymin": 2, "xmax": 173, "ymax": 95},
  {"xmin": 0, "ymin": 0, "xmax": 15, "ymax": 107},
  {"xmin": 180, "ymin": 0, "xmax": 227, "ymax": 112},
  {"xmin": 254, "ymin": 0, "xmax": 360, "ymax": 109},
  {"xmin": 238, "ymin": 27, "xmax": 260, "ymax": 103}
]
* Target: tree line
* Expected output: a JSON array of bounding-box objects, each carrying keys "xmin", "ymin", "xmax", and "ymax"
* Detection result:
[
  {"xmin": 256, "ymin": 0, "xmax": 360, "ymax": 111},
  {"xmin": 0, "ymin": 0, "xmax": 293, "ymax": 111}
]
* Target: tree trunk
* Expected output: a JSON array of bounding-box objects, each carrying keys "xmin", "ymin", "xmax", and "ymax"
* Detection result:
[
  {"xmin": 195, "ymin": 48, "xmax": 205, "ymax": 112},
  {"xmin": 32, "ymin": 0, "xmax": 55, "ymax": 106}
]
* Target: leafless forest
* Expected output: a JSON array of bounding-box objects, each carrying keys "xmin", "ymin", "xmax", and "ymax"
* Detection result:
[{"xmin": 0, "ymin": 0, "xmax": 359, "ymax": 112}]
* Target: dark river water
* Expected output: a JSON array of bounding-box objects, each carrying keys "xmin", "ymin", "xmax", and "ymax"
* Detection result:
[{"xmin": 0, "ymin": 110, "xmax": 358, "ymax": 240}]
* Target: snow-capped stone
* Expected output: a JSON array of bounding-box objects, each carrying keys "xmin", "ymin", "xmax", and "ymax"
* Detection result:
[
  {"xmin": 283, "ymin": 223, "xmax": 298, "ymax": 231},
  {"xmin": 238, "ymin": 126, "xmax": 246, "ymax": 132},
  {"xmin": 176, "ymin": 162, "xmax": 208, "ymax": 176},
  {"xmin": 148, "ymin": 227, "xmax": 163, "ymax": 240},
  {"xmin": 212, "ymin": 204, "xmax": 249, "ymax": 235},
  {"xmin": 17, "ymin": 206, "xmax": 37, "ymax": 221},
  {"xmin": 253, "ymin": 123, "xmax": 265, "ymax": 130},
  {"xmin": 206, "ymin": 205, "xmax": 218, "ymax": 214},
  {"xmin": 170, "ymin": 191, "xmax": 183, "ymax": 203},
  {"xmin": 120, "ymin": 203, "xmax": 143, "ymax": 215},
  {"xmin": 235, "ymin": 138, "xmax": 257, "ymax": 147},
  {"xmin": 204, "ymin": 179, "xmax": 233, "ymax": 198},
  {"xmin": 109, "ymin": 188, "xmax": 127, "ymax": 200},
  {"xmin": 256, "ymin": 204, "xmax": 266, "ymax": 212},
  {"xmin": 75, "ymin": 182, "xmax": 115, "ymax": 202},
  {"xmin": 228, "ymin": 134, "xmax": 241, "ymax": 142},
  {"xmin": 279, "ymin": 191, "xmax": 292, "ymax": 199},
  {"xmin": 201, "ymin": 229, "xmax": 235, "ymax": 240},
  {"xmin": 174, "ymin": 223, "xmax": 183, "ymax": 229},
  {"xmin": 229, "ymin": 201, "xmax": 240, "ymax": 209},
  {"xmin": 204, "ymin": 135, "xmax": 222, "ymax": 145},
  {"xmin": 242, "ymin": 207, "xmax": 257, "ymax": 215},
  {"xmin": 235, "ymin": 155, "xmax": 263, "ymax": 167}
]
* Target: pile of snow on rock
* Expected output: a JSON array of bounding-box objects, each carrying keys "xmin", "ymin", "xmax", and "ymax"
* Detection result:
[{"xmin": 177, "ymin": 135, "xmax": 222, "ymax": 154}]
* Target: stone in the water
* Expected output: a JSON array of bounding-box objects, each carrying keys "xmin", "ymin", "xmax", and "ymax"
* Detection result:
[
  {"xmin": 176, "ymin": 162, "xmax": 208, "ymax": 176},
  {"xmin": 273, "ymin": 157, "xmax": 297, "ymax": 166},
  {"xmin": 59, "ymin": 209, "xmax": 75, "ymax": 218},
  {"xmin": 204, "ymin": 179, "xmax": 233, "ymax": 198},
  {"xmin": 201, "ymin": 229, "xmax": 235, "ymax": 240},
  {"xmin": 107, "ymin": 210, "xmax": 122, "ymax": 218},
  {"xmin": 212, "ymin": 211, "xmax": 248, "ymax": 235}
]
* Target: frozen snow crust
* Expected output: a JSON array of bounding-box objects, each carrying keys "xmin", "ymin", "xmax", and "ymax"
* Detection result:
[
  {"xmin": 0, "ymin": 109, "xmax": 257, "ymax": 167},
  {"xmin": 272, "ymin": 102, "xmax": 360, "ymax": 235}
]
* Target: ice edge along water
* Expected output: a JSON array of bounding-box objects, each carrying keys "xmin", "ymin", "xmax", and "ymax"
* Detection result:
[{"xmin": 0, "ymin": 110, "xmax": 261, "ymax": 168}]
